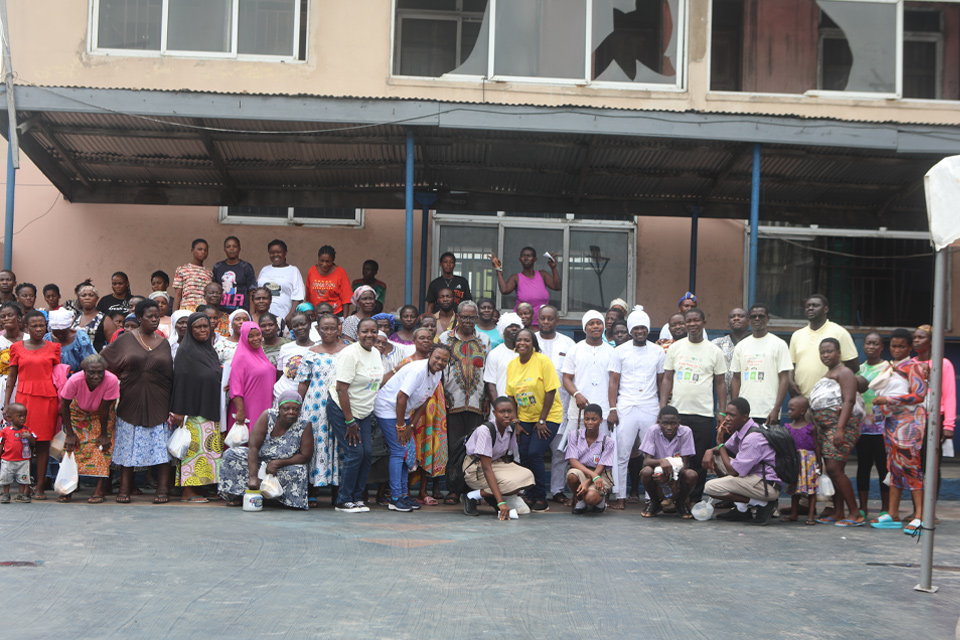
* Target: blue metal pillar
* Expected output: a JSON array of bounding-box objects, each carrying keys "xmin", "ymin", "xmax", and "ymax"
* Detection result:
[
  {"xmin": 404, "ymin": 130, "xmax": 414, "ymax": 305},
  {"xmin": 748, "ymin": 143, "xmax": 761, "ymax": 305},
  {"xmin": 689, "ymin": 205, "xmax": 699, "ymax": 294},
  {"xmin": 4, "ymin": 142, "xmax": 14, "ymax": 270}
]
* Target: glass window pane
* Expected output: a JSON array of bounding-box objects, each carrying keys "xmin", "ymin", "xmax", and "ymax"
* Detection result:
[
  {"xmin": 397, "ymin": 18, "xmax": 458, "ymax": 76},
  {"xmin": 226, "ymin": 206, "xmax": 289, "ymax": 218},
  {"xmin": 238, "ymin": 0, "xmax": 296, "ymax": 56},
  {"xmin": 461, "ymin": 19, "xmax": 482, "ymax": 63},
  {"xmin": 592, "ymin": 0, "xmax": 679, "ymax": 84},
  {"xmin": 902, "ymin": 39, "xmax": 938, "ymax": 99},
  {"xmin": 817, "ymin": 1, "xmax": 897, "ymax": 93},
  {"xmin": 97, "ymin": 0, "xmax": 163, "ymax": 50},
  {"xmin": 501, "ymin": 227, "xmax": 564, "ymax": 311},
  {"xmin": 167, "ymin": 0, "xmax": 233, "ymax": 52},
  {"xmin": 293, "ymin": 207, "xmax": 357, "ymax": 220},
  {"xmin": 493, "ymin": 0, "xmax": 586, "ymax": 79},
  {"xmin": 437, "ymin": 225, "xmax": 500, "ymax": 301},
  {"xmin": 567, "ymin": 230, "xmax": 629, "ymax": 313}
]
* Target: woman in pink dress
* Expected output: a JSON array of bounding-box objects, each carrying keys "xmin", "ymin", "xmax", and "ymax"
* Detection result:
[
  {"xmin": 489, "ymin": 246, "xmax": 561, "ymax": 328},
  {"xmin": 228, "ymin": 321, "xmax": 275, "ymax": 433}
]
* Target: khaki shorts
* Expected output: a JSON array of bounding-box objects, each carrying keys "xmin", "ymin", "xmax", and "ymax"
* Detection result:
[
  {"xmin": 463, "ymin": 456, "xmax": 534, "ymax": 494},
  {"xmin": 567, "ymin": 467, "xmax": 615, "ymax": 495},
  {"xmin": 704, "ymin": 458, "xmax": 780, "ymax": 502},
  {"xmin": 0, "ymin": 460, "xmax": 30, "ymax": 486}
]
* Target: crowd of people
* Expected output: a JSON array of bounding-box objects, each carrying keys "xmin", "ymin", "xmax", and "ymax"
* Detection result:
[{"xmin": 0, "ymin": 237, "xmax": 953, "ymax": 533}]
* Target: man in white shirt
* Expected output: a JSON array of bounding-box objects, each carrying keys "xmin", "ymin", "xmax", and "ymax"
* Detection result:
[
  {"xmin": 483, "ymin": 312, "xmax": 522, "ymax": 412},
  {"xmin": 730, "ymin": 303, "xmax": 792, "ymax": 426},
  {"xmin": 536, "ymin": 305, "xmax": 577, "ymax": 504},
  {"xmin": 257, "ymin": 239, "xmax": 305, "ymax": 325},
  {"xmin": 660, "ymin": 308, "xmax": 727, "ymax": 502},
  {"xmin": 608, "ymin": 306, "xmax": 665, "ymax": 509},
  {"xmin": 562, "ymin": 310, "xmax": 615, "ymax": 435}
]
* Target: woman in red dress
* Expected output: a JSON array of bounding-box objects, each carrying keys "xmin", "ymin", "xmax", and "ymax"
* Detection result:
[{"xmin": 4, "ymin": 310, "xmax": 61, "ymax": 499}]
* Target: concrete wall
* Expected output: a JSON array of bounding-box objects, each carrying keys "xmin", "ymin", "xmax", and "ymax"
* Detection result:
[{"xmin": 5, "ymin": 0, "xmax": 960, "ymax": 126}]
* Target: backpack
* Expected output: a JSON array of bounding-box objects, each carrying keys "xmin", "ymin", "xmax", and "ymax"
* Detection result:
[
  {"xmin": 446, "ymin": 422, "xmax": 499, "ymax": 495},
  {"xmin": 746, "ymin": 422, "xmax": 799, "ymax": 494}
]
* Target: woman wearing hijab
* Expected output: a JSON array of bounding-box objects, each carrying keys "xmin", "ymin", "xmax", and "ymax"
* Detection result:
[
  {"xmin": 228, "ymin": 321, "xmax": 275, "ymax": 433},
  {"xmin": 215, "ymin": 309, "xmax": 249, "ymax": 431},
  {"xmin": 168, "ymin": 310, "xmax": 191, "ymax": 361},
  {"xmin": 45, "ymin": 307, "xmax": 95, "ymax": 375},
  {"xmin": 150, "ymin": 291, "xmax": 173, "ymax": 337},
  {"xmin": 219, "ymin": 390, "xmax": 314, "ymax": 509},
  {"xmin": 171, "ymin": 313, "xmax": 224, "ymax": 502},
  {"xmin": 340, "ymin": 285, "xmax": 378, "ymax": 343}
]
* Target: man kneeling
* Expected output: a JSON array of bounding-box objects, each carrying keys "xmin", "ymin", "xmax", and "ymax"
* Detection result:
[
  {"xmin": 638, "ymin": 405, "xmax": 698, "ymax": 518},
  {"xmin": 565, "ymin": 404, "xmax": 615, "ymax": 514},
  {"xmin": 702, "ymin": 397, "xmax": 782, "ymax": 525},
  {"xmin": 462, "ymin": 397, "xmax": 535, "ymax": 520}
]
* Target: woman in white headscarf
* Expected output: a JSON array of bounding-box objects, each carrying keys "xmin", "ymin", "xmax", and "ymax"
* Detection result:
[
  {"xmin": 149, "ymin": 291, "xmax": 173, "ymax": 338},
  {"xmin": 168, "ymin": 309, "xmax": 191, "ymax": 362},
  {"xmin": 44, "ymin": 307, "xmax": 94, "ymax": 375}
]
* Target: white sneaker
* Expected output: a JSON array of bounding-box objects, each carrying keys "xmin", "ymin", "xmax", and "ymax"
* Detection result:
[
  {"xmin": 505, "ymin": 494, "xmax": 530, "ymax": 515},
  {"xmin": 354, "ymin": 501, "xmax": 371, "ymax": 512},
  {"xmin": 335, "ymin": 502, "xmax": 362, "ymax": 513}
]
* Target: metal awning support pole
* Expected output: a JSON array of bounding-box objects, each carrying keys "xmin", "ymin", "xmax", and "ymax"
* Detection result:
[
  {"xmin": 415, "ymin": 192, "xmax": 437, "ymax": 313},
  {"xmin": 748, "ymin": 143, "xmax": 761, "ymax": 305},
  {"xmin": 689, "ymin": 205, "xmax": 698, "ymax": 294},
  {"xmin": 916, "ymin": 247, "xmax": 946, "ymax": 594},
  {"xmin": 1, "ymin": 0, "xmax": 19, "ymax": 271},
  {"xmin": 404, "ymin": 130, "xmax": 414, "ymax": 305}
]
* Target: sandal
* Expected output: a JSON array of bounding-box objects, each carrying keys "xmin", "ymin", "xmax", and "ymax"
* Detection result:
[
  {"xmin": 816, "ymin": 516, "xmax": 837, "ymax": 524},
  {"xmin": 804, "ymin": 519, "xmax": 817, "ymax": 526},
  {"xmin": 417, "ymin": 496, "xmax": 440, "ymax": 506},
  {"xmin": 87, "ymin": 495, "xmax": 106, "ymax": 504},
  {"xmin": 180, "ymin": 496, "xmax": 209, "ymax": 503},
  {"xmin": 903, "ymin": 518, "xmax": 922, "ymax": 536},
  {"xmin": 225, "ymin": 499, "xmax": 242, "ymax": 507},
  {"xmin": 551, "ymin": 492, "xmax": 569, "ymax": 505},
  {"xmin": 115, "ymin": 494, "xmax": 131, "ymax": 504},
  {"xmin": 443, "ymin": 494, "xmax": 460, "ymax": 505},
  {"xmin": 640, "ymin": 501, "xmax": 661, "ymax": 518},
  {"xmin": 835, "ymin": 518, "xmax": 865, "ymax": 527},
  {"xmin": 870, "ymin": 513, "xmax": 903, "ymax": 529},
  {"xmin": 31, "ymin": 489, "xmax": 47, "ymax": 501},
  {"xmin": 153, "ymin": 494, "xmax": 170, "ymax": 504},
  {"xmin": 57, "ymin": 494, "xmax": 72, "ymax": 503}
]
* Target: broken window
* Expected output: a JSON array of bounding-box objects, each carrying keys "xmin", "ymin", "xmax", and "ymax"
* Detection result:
[
  {"xmin": 592, "ymin": 0, "xmax": 681, "ymax": 83},
  {"xmin": 393, "ymin": 0, "xmax": 487, "ymax": 77},
  {"xmin": 818, "ymin": 1, "xmax": 898, "ymax": 93}
]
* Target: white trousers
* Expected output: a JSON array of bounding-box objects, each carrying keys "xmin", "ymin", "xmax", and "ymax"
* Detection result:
[{"xmin": 612, "ymin": 406, "xmax": 658, "ymax": 499}]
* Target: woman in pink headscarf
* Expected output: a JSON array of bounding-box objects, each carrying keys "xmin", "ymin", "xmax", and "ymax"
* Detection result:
[
  {"xmin": 340, "ymin": 285, "xmax": 378, "ymax": 344},
  {"xmin": 228, "ymin": 321, "xmax": 275, "ymax": 433}
]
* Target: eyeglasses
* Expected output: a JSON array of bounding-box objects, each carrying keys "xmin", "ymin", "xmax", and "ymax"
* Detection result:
[
  {"xmin": 459, "ymin": 315, "xmax": 479, "ymax": 322},
  {"xmin": 749, "ymin": 314, "xmax": 767, "ymax": 320}
]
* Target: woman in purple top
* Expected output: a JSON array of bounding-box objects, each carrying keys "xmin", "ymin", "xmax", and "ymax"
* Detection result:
[{"xmin": 489, "ymin": 246, "xmax": 560, "ymax": 328}]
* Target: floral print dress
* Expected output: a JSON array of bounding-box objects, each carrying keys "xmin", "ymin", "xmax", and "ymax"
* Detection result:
[{"xmin": 295, "ymin": 350, "xmax": 341, "ymax": 487}]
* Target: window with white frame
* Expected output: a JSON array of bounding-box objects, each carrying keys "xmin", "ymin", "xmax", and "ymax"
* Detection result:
[
  {"xmin": 219, "ymin": 206, "xmax": 364, "ymax": 227},
  {"xmin": 433, "ymin": 213, "xmax": 635, "ymax": 317},
  {"xmin": 392, "ymin": 0, "xmax": 687, "ymax": 89},
  {"xmin": 92, "ymin": 0, "xmax": 308, "ymax": 61}
]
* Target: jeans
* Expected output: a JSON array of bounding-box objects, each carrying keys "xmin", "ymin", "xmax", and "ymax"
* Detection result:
[
  {"xmin": 517, "ymin": 420, "xmax": 560, "ymax": 502},
  {"xmin": 680, "ymin": 413, "xmax": 716, "ymax": 502},
  {"xmin": 376, "ymin": 413, "xmax": 409, "ymax": 501},
  {"xmin": 327, "ymin": 395, "xmax": 372, "ymax": 505}
]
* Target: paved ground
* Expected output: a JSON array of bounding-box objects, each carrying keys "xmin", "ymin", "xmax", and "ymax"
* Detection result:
[{"xmin": 3, "ymin": 486, "xmax": 959, "ymax": 640}]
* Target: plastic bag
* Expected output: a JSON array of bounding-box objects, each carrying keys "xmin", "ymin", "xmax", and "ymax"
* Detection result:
[
  {"xmin": 166, "ymin": 427, "xmax": 191, "ymax": 460},
  {"xmin": 224, "ymin": 422, "xmax": 249, "ymax": 448},
  {"xmin": 691, "ymin": 496, "xmax": 715, "ymax": 521},
  {"xmin": 49, "ymin": 430, "xmax": 66, "ymax": 461},
  {"xmin": 260, "ymin": 474, "xmax": 283, "ymax": 499},
  {"xmin": 817, "ymin": 474, "xmax": 835, "ymax": 502},
  {"xmin": 53, "ymin": 452, "xmax": 79, "ymax": 495}
]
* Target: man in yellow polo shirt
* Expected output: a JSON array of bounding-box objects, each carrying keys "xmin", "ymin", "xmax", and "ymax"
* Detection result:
[{"xmin": 788, "ymin": 294, "xmax": 859, "ymax": 396}]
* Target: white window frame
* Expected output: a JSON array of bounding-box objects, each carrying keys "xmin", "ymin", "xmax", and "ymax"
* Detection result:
[
  {"xmin": 88, "ymin": 0, "xmax": 305, "ymax": 63},
  {"xmin": 390, "ymin": 0, "xmax": 688, "ymax": 92},
  {"xmin": 433, "ymin": 212, "xmax": 637, "ymax": 319},
  {"xmin": 218, "ymin": 206, "xmax": 364, "ymax": 228},
  {"xmin": 742, "ymin": 223, "xmax": 947, "ymax": 330}
]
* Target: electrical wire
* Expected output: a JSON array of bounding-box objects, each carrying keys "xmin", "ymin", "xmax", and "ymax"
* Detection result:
[
  {"xmin": 773, "ymin": 236, "xmax": 934, "ymax": 260},
  {"xmin": 10, "ymin": 192, "xmax": 59, "ymax": 236}
]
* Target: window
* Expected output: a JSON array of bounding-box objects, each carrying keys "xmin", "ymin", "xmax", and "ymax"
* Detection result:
[
  {"xmin": 92, "ymin": 0, "xmax": 308, "ymax": 60},
  {"xmin": 219, "ymin": 206, "xmax": 364, "ymax": 227},
  {"xmin": 393, "ymin": 0, "xmax": 687, "ymax": 89},
  {"xmin": 753, "ymin": 226, "xmax": 934, "ymax": 328},
  {"xmin": 434, "ymin": 213, "xmax": 636, "ymax": 317}
]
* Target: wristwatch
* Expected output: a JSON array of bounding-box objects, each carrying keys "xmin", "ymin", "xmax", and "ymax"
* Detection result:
[{"xmin": 538, "ymin": 419, "xmax": 545, "ymax": 425}]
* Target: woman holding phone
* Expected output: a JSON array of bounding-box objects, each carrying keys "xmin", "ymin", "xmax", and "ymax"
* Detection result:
[{"xmin": 489, "ymin": 246, "xmax": 560, "ymax": 329}]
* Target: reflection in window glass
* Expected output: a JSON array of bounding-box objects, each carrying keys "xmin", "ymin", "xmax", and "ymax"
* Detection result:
[
  {"xmin": 396, "ymin": 1, "xmax": 487, "ymax": 76},
  {"xmin": 238, "ymin": 0, "xmax": 297, "ymax": 56},
  {"xmin": 167, "ymin": 0, "xmax": 233, "ymax": 52},
  {"xmin": 817, "ymin": 1, "xmax": 897, "ymax": 93},
  {"xmin": 501, "ymin": 228, "xmax": 564, "ymax": 311},
  {"xmin": 398, "ymin": 19, "xmax": 459, "ymax": 77},
  {"xmin": 493, "ymin": 0, "xmax": 586, "ymax": 79},
  {"xmin": 97, "ymin": 0, "xmax": 163, "ymax": 50},
  {"xmin": 437, "ymin": 226, "xmax": 500, "ymax": 300},
  {"xmin": 567, "ymin": 230, "xmax": 629, "ymax": 313},
  {"xmin": 592, "ymin": 0, "xmax": 679, "ymax": 83}
]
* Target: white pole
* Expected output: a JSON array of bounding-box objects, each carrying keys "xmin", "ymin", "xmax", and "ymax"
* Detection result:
[
  {"xmin": 915, "ymin": 248, "xmax": 946, "ymax": 594},
  {"xmin": 0, "ymin": 0, "xmax": 18, "ymax": 168}
]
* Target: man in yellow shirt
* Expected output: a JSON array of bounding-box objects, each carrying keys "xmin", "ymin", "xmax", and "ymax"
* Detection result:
[{"xmin": 788, "ymin": 294, "xmax": 859, "ymax": 396}]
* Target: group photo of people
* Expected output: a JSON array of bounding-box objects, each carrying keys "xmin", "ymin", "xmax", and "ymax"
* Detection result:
[{"xmin": 0, "ymin": 237, "xmax": 952, "ymax": 533}]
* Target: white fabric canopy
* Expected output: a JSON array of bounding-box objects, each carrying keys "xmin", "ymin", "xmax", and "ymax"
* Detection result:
[{"xmin": 924, "ymin": 155, "xmax": 960, "ymax": 251}]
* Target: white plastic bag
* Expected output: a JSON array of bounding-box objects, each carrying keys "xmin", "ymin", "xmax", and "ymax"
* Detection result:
[
  {"xmin": 49, "ymin": 430, "xmax": 66, "ymax": 461},
  {"xmin": 53, "ymin": 452, "xmax": 79, "ymax": 495},
  {"xmin": 166, "ymin": 427, "xmax": 191, "ymax": 460},
  {"xmin": 260, "ymin": 474, "xmax": 283, "ymax": 499},
  {"xmin": 691, "ymin": 496, "xmax": 715, "ymax": 521},
  {"xmin": 224, "ymin": 422, "xmax": 249, "ymax": 448},
  {"xmin": 817, "ymin": 474, "xmax": 835, "ymax": 502}
]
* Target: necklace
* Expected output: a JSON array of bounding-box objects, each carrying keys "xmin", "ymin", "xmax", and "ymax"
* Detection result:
[
  {"xmin": 442, "ymin": 276, "xmax": 454, "ymax": 288},
  {"xmin": 135, "ymin": 329, "xmax": 155, "ymax": 351}
]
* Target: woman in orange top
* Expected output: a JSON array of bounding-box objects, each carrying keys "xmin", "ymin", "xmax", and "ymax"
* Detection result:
[{"xmin": 306, "ymin": 245, "xmax": 353, "ymax": 316}]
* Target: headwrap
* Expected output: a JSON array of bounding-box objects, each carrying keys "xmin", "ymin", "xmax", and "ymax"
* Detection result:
[
  {"xmin": 497, "ymin": 312, "xmax": 522, "ymax": 335},
  {"xmin": 278, "ymin": 390, "xmax": 303, "ymax": 407},
  {"xmin": 372, "ymin": 312, "xmax": 396, "ymax": 332},
  {"xmin": 351, "ymin": 285, "xmax": 376, "ymax": 307},
  {"xmin": 295, "ymin": 302, "xmax": 315, "ymax": 314},
  {"xmin": 148, "ymin": 291, "xmax": 170, "ymax": 302},
  {"xmin": 627, "ymin": 305, "xmax": 651, "ymax": 332},
  {"xmin": 168, "ymin": 309, "xmax": 191, "ymax": 346},
  {"xmin": 227, "ymin": 309, "xmax": 251, "ymax": 337},
  {"xmin": 581, "ymin": 310, "xmax": 605, "ymax": 331},
  {"xmin": 377, "ymin": 330, "xmax": 389, "ymax": 339},
  {"xmin": 170, "ymin": 312, "xmax": 222, "ymax": 421},
  {"xmin": 918, "ymin": 324, "xmax": 933, "ymax": 333},
  {"xmin": 77, "ymin": 283, "xmax": 98, "ymax": 296},
  {"xmin": 678, "ymin": 291, "xmax": 697, "ymax": 307},
  {"xmin": 124, "ymin": 313, "xmax": 138, "ymax": 327},
  {"xmin": 609, "ymin": 298, "xmax": 628, "ymax": 315},
  {"xmin": 48, "ymin": 307, "xmax": 74, "ymax": 330}
]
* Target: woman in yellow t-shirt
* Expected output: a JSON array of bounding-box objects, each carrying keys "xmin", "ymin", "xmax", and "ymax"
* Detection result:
[{"xmin": 505, "ymin": 328, "xmax": 564, "ymax": 512}]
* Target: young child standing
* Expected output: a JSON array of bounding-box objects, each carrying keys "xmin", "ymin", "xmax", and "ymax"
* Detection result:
[
  {"xmin": 0, "ymin": 403, "xmax": 35, "ymax": 503},
  {"xmin": 782, "ymin": 396, "xmax": 819, "ymax": 525}
]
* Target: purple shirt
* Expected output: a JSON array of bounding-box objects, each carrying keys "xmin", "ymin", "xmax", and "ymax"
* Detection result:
[
  {"xmin": 639, "ymin": 424, "xmax": 696, "ymax": 460},
  {"xmin": 565, "ymin": 429, "xmax": 615, "ymax": 468},
  {"xmin": 466, "ymin": 423, "xmax": 516, "ymax": 460},
  {"xmin": 785, "ymin": 422, "xmax": 816, "ymax": 451},
  {"xmin": 725, "ymin": 418, "xmax": 781, "ymax": 483}
]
